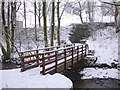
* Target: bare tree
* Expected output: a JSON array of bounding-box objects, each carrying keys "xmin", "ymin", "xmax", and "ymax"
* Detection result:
[
  {"xmin": 1, "ymin": 1, "xmax": 11, "ymax": 61},
  {"xmin": 11, "ymin": 1, "xmax": 17, "ymax": 53},
  {"xmin": 43, "ymin": 0, "xmax": 48, "ymax": 47},
  {"xmin": 86, "ymin": 1, "xmax": 95, "ymax": 22},
  {"xmin": 38, "ymin": 2, "xmax": 42, "ymax": 27},
  {"xmin": 1, "ymin": 0, "xmax": 21, "ymax": 61},
  {"xmin": 50, "ymin": 0, "xmax": 55, "ymax": 46},
  {"xmin": 34, "ymin": 0, "xmax": 38, "ymax": 41},
  {"xmin": 99, "ymin": 0, "xmax": 120, "ymax": 32},
  {"xmin": 29, "ymin": 1, "xmax": 42, "ymax": 27},
  {"xmin": 57, "ymin": 0, "xmax": 68, "ymax": 45},
  {"xmin": 24, "ymin": 0, "xmax": 27, "ymax": 36},
  {"xmin": 78, "ymin": 1, "xmax": 84, "ymax": 23}
]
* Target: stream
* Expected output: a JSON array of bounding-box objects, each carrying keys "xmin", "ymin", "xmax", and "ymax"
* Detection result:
[{"xmin": 60, "ymin": 59, "xmax": 119, "ymax": 89}]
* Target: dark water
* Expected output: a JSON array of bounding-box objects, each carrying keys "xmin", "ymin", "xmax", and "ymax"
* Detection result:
[{"xmin": 61, "ymin": 59, "xmax": 119, "ymax": 89}]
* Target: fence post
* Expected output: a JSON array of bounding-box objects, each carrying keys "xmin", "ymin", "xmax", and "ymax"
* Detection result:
[
  {"xmin": 55, "ymin": 51, "xmax": 58, "ymax": 73},
  {"xmin": 71, "ymin": 47, "xmax": 74, "ymax": 65},
  {"xmin": 36, "ymin": 50, "xmax": 39, "ymax": 65},
  {"xmin": 77, "ymin": 46, "xmax": 79, "ymax": 62},
  {"xmin": 42, "ymin": 53, "xmax": 45, "ymax": 75},
  {"xmin": 64, "ymin": 49, "xmax": 67, "ymax": 69}
]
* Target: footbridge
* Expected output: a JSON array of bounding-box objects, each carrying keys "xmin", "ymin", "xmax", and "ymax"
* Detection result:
[{"xmin": 19, "ymin": 44, "xmax": 88, "ymax": 75}]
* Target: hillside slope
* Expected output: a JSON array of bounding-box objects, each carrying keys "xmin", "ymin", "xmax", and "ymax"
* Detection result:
[{"xmin": 86, "ymin": 26, "xmax": 118, "ymax": 65}]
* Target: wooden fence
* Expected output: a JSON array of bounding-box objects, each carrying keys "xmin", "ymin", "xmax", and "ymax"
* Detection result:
[{"xmin": 19, "ymin": 44, "xmax": 87, "ymax": 75}]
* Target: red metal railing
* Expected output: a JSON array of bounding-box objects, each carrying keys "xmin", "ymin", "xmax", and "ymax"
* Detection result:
[{"xmin": 19, "ymin": 44, "xmax": 87, "ymax": 75}]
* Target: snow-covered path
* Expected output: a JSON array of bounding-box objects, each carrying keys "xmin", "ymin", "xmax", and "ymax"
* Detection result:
[{"xmin": 0, "ymin": 67, "xmax": 72, "ymax": 89}]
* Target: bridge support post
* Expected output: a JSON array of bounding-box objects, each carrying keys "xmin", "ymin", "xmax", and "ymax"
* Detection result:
[
  {"xmin": 55, "ymin": 51, "xmax": 58, "ymax": 73},
  {"xmin": 64, "ymin": 49, "xmax": 67, "ymax": 69}
]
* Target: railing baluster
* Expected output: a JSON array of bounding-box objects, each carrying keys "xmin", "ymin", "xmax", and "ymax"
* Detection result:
[
  {"xmin": 82, "ymin": 45, "xmax": 83, "ymax": 59},
  {"xmin": 36, "ymin": 50, "xmax": 39, "ymax": 65},
  {"xmin": 71, "ymin": 47, "xmax": 74, "ymax": 65},
  {"xmin": 21, "ymin": 52, "xmax": 24, "ymax": 72},
  {"xmin": 85, "ymin": 44, "xmax": 88, "ymax": 57},
  {"xmin": 55, "ymin": 51, "xmax": 58, "ymax": 73},
  {"xmin": 77, "ymin": 46, "xmax": 79, "ymax": 62},
  {"xmin": 64, "ymin": 49, "xmax": 66, "ymax": 69}
]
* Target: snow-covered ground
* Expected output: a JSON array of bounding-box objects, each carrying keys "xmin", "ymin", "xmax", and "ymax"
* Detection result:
[
  {"xmin": 86, "ymin": 27, "xmax": 118, "ymax": 65},
  {"xmin": 0, "ymin": 67, "xmax": 72, "ymax": 89},
  {"xmin": 80, "ymin": 68, "xmax": 118, "ymax": 79},
  {"xmin": 80, "ymin": 26, "xmax": 119, "ymax": 79}
]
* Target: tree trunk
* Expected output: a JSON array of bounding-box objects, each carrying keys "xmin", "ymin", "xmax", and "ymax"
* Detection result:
[
  {"xmin": 115, "ymin": 6, "xmax": 119, "ymax": 32},
  {"xmin": 11, "ymin": 1, "xmax": 16, "ymax": 53},
  {"xmin": 7, "ymin": 2, "xmax": 10, "ymax": 34},
  {"xmin": 1, "ymin": 1, "xmax": 11, "ymax": 61},
  {"xmin": 78, "ymin": 2, "xmax": 83, "ymax": 23},
  {"xmin": 24, "ymin": 0, "xmax": 29, "ymax": 49},
  {"xmin": 57, "ymin": 1, "xmax": 61, "ymax": 45},
  {"xmin": 38, "ymin": 2, "xmax": 41, "ymax": 27},
  {"xmin": 34, "ymin": 0, "xmax": 37, "ymax": 41},
  {"xmin": 51, "ymin": 0, "xmax": 55, "ymax": 46},
  {"xmin": 43, "ymin": 0, "xmax": 48, "ymax": 47},
  {"xmin": 87, "ymin": 1, "xmax": 93, "ymax": 22},
  {"xmin": 24, "ymin": 1, "xmax": 27, "ymax": 37}
]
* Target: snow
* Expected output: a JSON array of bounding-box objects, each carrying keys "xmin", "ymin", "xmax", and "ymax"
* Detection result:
[
  {"xmin": 86, "ymin": 27, "xmax": 118, "ymax": 66},
  {"xmin": 80, "ymin": 26, "xmax": 119, "ymax": 80},
  {"xmin": 80, "ymin": 68, "xmax": 118, "ymax": 79},
  {"xmin": 0, "ymin": 70, "xmax": 2, "ymax": 90},
  {"xmin": 60, "ymin": 26, "xmax": 72, "ymax": 44},
  {"xmin": 1, "ymin": 67, "xmax": 73, "ymax": 89}
]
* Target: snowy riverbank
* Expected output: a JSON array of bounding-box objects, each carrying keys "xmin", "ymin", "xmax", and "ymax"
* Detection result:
[
  {"xmin": 86, "ymin": 27, "xmax": 118, "ymax": 65},
  {"xmin": 80, "ymin": 26, "xmax": 119, "ymax": 80}
]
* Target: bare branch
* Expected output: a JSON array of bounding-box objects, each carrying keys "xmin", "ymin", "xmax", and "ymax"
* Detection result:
[
  {"xmin": 16, "ymin": 2, "xmax": 22, "ymax": 12},
  {"xmin": 96, "ymin": 5, "xmax": 115, "ymax": 14},
  {"xmin": 99, "ymin": 0, "xmax": 120, "ymax": 6},
  {"xmin": 60, "ymin": 2, "xmax": 69, "ymax": 19}
]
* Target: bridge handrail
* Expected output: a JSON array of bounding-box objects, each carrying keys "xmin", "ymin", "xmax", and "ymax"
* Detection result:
[
  {"xmin": 19, "ymin": 44, "xmax": 84, "ymax": 58},
  {"xmin": 19, "ymin": 44, "xmax": 74, "ymax": 53},
  {"xmin": 19, "ymin": 44, "xmax": 75, "ymax": 56}
]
